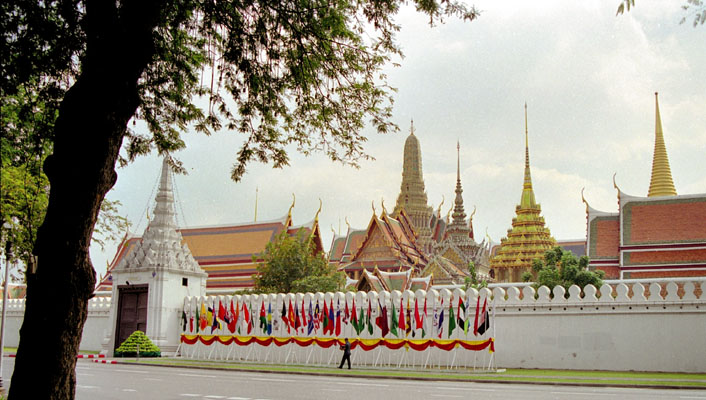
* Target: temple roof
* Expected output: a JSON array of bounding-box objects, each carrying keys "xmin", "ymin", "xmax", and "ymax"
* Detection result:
[{"xmin": 648, "ymin": 92, "xmax": 677, "ymax": 197}]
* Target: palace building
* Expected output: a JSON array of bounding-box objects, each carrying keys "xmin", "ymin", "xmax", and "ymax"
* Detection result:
[
  {"xmin": 585, "ymin": 93, "xmax": 706, "ymax": 279},
  {"xmin": 489, "ymin": 105, "xmax": 556, "ymax": 282}
]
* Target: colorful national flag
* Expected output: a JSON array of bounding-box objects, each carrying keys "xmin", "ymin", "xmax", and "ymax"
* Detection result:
[
  {"xmin": 473, "ymin": 295, "xmax": 481, "ymax": 336},
  {"xmin": 228, "ymin": 299, "xmax": 237, "ymax": 333},
  {"xmin": 437, "ymin": 299, "xmax": 444, "ymax": 338},
  {"xmin": 288, "ymin": 299, "xmax": 296, "ymax": 331},
  {"xmin": 322, "ymin": 300, "xmax": 329, "ymax": 334},
  {"xmin": 367, "ymin": 300, "xmax": 373, "ymax": 335},
  {"xmin": 328, "ymin": 299, "xmax": 335, "ymax": 335},
  {"xmin": 300, "ymin": 299, "xmax": 307, "ymax": 330},
  {"xmin": 181, "ymin": 309, "xmax": 187, "ymax": 332},
  {"xmin": 218, "ymin": 300, "xmax": 226, "ymax": 322},
  {"xmin": 307, "ymin": 301, "xmax": 315, "ymax": 335},
  {"xmin": 390, "ymin": 300, "xmax": 398, "ymax": 337},
  {"xmin": 458, "ymin": 296, "xmax": 468, "ymax": 335},
  {"xmin": 351, "ymin": 299, "xmax": 361, "ymax": 335},
  {"xmin": 447, "ymin": 298, "xmax": 456, "ymax": 338},
  {"xmin": 376, "ymin": 300, "xmax": 389, "ymax": 337},
  {"xmin": 259, "ymin": 301, "xmax": 267, "ymax": 332},
  {"xmin": 405, "ymin": 298, "xmax": 412, "ymax": 337},
  {"xmin": 476, "ymin": 297, "xmax": 490, "ymax": 335},
  {"xmin": 281, "ymin": 300, "xmax": 290, "ymax": 333},
  {"xmin": 398, "ymin": 298, "xmax": 405, "ymax": 333},
  {"xmin": 335, "ymin": 299, "xmax": 342, "ymax": 337},
  {"xmin": 266, "ymin": 302, "xmax": 273, "ymax": 335}
]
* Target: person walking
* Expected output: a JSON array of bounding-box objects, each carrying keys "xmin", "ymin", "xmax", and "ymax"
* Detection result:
[{"xmin": 338, "ymin": 338, "xmax": 351, "ymax": 369}]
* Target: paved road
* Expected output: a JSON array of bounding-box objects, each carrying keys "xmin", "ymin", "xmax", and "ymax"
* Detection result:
[{"xmin": 2, "ymin": 358, "xmax": 706, "ymax": 400}]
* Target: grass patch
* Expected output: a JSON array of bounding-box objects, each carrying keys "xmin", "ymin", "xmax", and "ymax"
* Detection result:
[{"xmin": 119, "ymin": 358, "xmax": 706, "ymax": 388}]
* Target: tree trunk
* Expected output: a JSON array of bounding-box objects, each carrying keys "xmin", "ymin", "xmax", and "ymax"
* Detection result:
[{"xmin": 9, "ymin": 1, "xmax": 165, "ymax": 398}]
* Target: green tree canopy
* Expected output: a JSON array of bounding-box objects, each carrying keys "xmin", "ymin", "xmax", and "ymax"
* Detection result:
[
  {"xmin": 522, "ymin": 246, "xmax": 605, "ymax": 292},
  {"xmin": 2, "ymin": 1, "xmax": 478, "ymax": 397},
  {"xmin": 254, "ymin": 228, "xmax": 344, "ymax": 294}
]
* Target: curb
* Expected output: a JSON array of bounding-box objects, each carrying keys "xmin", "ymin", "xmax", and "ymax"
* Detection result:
[
  {"xmin": 92, "ymin": 359, "xmax": 117, "ymax": 364},
  {"xmin": 107, "ymin": 360, "xmax": 706, "ymax": 391},
  {"xmin": 77, "ymin": 354, "xmax": 105, "ymax": 359}
]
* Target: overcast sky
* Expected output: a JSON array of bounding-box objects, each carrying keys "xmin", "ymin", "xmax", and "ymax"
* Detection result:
[{"xmin": 90, "ymin": 0, "xmax": 705, "ymax": 277}]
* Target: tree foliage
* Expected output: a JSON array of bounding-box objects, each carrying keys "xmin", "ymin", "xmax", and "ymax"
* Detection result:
[
  {"xmin": 254, "ymin": 229, "xmax": 344, "ymax": 293},
  {"xmin": 616, "ymin": 0, "xmax": 705, "ymax": 27},
  {"xmin": 2, "ymin": 0, "xmax": 478, "ymax": 397},
  {"xmin": 464, "ymin": 261, "xmax": 487, "ymax": 290},
  {"xmin": 523, "ymin": 246, "xmax": 605, "ymax": 292}
]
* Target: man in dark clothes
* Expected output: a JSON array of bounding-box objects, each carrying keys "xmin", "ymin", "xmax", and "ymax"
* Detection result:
[{"xmin": 338, "ymin": 338, "xmax": 351, "ymax": 369}]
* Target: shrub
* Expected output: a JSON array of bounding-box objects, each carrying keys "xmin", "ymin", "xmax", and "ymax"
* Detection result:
[{"xmin": 114, "ymin": 330, "xmax": 161, "ymax": 357}]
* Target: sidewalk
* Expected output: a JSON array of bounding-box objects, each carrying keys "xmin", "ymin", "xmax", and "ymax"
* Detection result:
[{"xmin": 99, "ymin": 357, "xmax": 706, "ymax": 390}]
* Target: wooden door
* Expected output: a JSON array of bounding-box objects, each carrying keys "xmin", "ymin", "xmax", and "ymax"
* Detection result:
[{"xmin": 115, "ymin": 284, "xmax": 148, "ymax": 349}]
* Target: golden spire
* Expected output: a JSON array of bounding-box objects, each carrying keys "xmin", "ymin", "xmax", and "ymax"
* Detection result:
[
  {"xmin": 647, "ymin": 92, "xmax": 677, "ymax": 197},
  {"xmin": 521, "ymin": 103, "xmax": 537, "ymax": 208}
]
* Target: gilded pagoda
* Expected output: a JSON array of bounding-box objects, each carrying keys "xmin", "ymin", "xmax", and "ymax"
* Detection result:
[
  {"xmin": 392, "ymin": 121, "xmax": 435, "ymax": 253},
  {"xmin": 490, "ymin": 105, "xmax": 556, "ymax": 282}
]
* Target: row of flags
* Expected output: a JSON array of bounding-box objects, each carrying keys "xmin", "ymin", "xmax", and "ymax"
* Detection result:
[{"xmin": 182, "ymin": 295, "xmax": 491, "ymax": 339}]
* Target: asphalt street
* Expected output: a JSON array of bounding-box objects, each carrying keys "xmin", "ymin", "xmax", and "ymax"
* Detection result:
[{"xmin": 2, "ymin": 358, "xmax": 705, "ymax": 400}]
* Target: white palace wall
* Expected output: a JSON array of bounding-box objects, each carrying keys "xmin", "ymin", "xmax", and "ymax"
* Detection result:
[{"xmin": 1, "ymin": 279, "xmax": 704, "ymax": 372}]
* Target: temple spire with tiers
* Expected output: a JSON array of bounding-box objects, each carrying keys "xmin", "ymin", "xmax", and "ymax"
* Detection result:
[
  {"xmin": 393, "ymin": 120, "xmax": 434, "ymax": 253},
  {"xmin": 489, "ymin": 104, "xmax": 555, "ymax": 282},
  {"xmin": 647, "ymin": 92, "xmax": 677, "ymax": 197}
]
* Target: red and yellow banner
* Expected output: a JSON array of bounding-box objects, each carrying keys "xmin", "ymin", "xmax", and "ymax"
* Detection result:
[{"xmin": 181, "ymin": 334, "xmax": 494, "ymax": 353}]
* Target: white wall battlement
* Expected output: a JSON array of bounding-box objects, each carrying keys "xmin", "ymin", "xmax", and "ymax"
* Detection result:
[{"xmin": 1, "ymin": 279, "xmax": 703, "ymax": 372}]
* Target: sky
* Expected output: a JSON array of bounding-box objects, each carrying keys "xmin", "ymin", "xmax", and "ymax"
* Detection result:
[{"xmin": 90, "ymin": 0, "xmax": 706, "ymax": 278}]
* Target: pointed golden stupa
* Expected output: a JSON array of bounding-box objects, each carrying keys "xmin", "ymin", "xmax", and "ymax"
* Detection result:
[
  {"xmin": 647, "ymin": 92, "xmax": 677, "ymax": 197},
  {"xmin": 489, "ymin": 104, "xmax": 556, "ymax": 282}
]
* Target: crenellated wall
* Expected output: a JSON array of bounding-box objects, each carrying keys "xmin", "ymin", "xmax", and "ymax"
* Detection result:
[
  {"xmin": 2, "ymin": 296, "xmax": 112, "ymax": 351},
  {"xmin": 1, "ymin": 279, "xmax": 704, "ymax": 372},
  {"xmin": 178, "ymin": 279, "xmax": 705, "ymax": 372}
]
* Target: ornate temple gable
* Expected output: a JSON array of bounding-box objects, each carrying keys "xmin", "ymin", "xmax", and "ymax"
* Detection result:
[
  {"xmin": 353, "ymin": 218, "xmax": 398, "ymax": 262},
  {"xmin": 442, "ymin": 247, "xmax": 464, "ymax": 267}
]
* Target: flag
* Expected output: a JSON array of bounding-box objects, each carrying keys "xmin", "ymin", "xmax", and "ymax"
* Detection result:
[
  {"xmin": 473, "ymin": 295, "xmax": 481, "ymax": 336},
  {"xmin": 414, "ymin": 298, "xmax": 422, "ymax": 330},
  {"xmin": 405, "ymin": 299, "xmax": 412, "ymax": 337},
  {"xmin": 322, "ymin": 300, "xmax": 329, "ymax": 334},
  {"xmin": 328, "ymin": 299, "xmax": 335, "ymax": 335},
  {"xmin": 243, "ymin": 301, "xmax": 252, "ymax": 334},
  {"xmin": 228, "ymin": 299, "xmax": 237, "ymax": 333},
  {"xmin": 398, "ymin": 298, "xmax": 405, "ymax": 333},
  {"xmin": 314, "ymin": 301, "xmax": 321, "ymax": 331},
  {"xmin": 211, "ymin": 301, "xmax": 221, "ymax": 333},
  {"xmin": 195, "ymin": 304, "xmax": 201, "ymax": 333},
  {"xmin": 351, "ymin": 299, "xmax": 361, "ymax": 335},
  {"xmin": 300, "ymin": 299, "xmax": 307, "ymax": 331},
  {"xmin": 458, "ymin": 296, "xmax": 468, "ymax": 335},
  {"xmin": 267, "ymin": 302, "xmax": 273, "ymax": 335},
  {"xmin": 422, "ymin": 297, "xmax": 428, "ymax": 338},
  {"xmin": 477, "ymin": 297, "xmax": 490, "ymax": 335},
  {"xmin": 335, "ymin": 299, "xmax": 342, "ymax": 337},
  {"xmin": 437, "ymin": 299, "xmax": 444, "ymax": 338},
  {"xmin": 376, "ymin": 300, "xmax": 389, "ymax": 337},
  {"xmin": 343, "ymin": 299, "xmax": 350, "ymax": 325},
  {"xmin": 294, "ymin": 302, "xmax": 301, "ymax": 331},
  {"xmin": 248, "ymin": 303, "xmax": 254, "ymax": 334},
  {"xmin": 367, "ymin": 300, "xmax": 373, "ymax": 335},
  {"xmin": 281, "ymin": 300, "xmax": 290, "ymax": 334},
  {"xmin": 234, "ymin": 299, "xmax": 241, "ymax": 334},
  {"xmin": 307, "ymin": 301, "xmax": 315, "ymax": 335},
  {"xmin": 181, "ymin": 309, "xmax": 187, "ymax": 332},
  {"xmin": 390, "ymin": 300, "xmax": 398, "ymax": 337},
  {"xmin": 189, "ymin": 307, "xmax": 195, "ymax": 333},
  {"xmin": 259, "ymin": 301, "xmax": 267, "ymax": 332},
  {"xmin": 447, "ymin": 299, "xmax": 456, "ymax": 338},
  {"xmin": 218, "ymin": 300, "xmax": 226, "ymax": 322},
  {"xmin": 200, "ymin": 302, "xmax": 209, "ymax": 331},
  {"xmin": 288, "ymin": 299, "xmax": 296, "ymax": 332}
]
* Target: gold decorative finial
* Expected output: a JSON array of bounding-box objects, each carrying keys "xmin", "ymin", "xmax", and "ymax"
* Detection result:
[
  {"xmin": 371, "ymin": 200, "xmax": 376, "ymax": 216},
  {"xmin": 345, "ymin": 216, "xmax": 351, "ymax": 231},
  {"xmin": 331, "ymin": 225, "xmax": 336, "ymax": 238},
  {"xmin": 314, "ymin": 198, "xmax": 322, "ymax": 223},
  {"xmin": 581, "ymin": 187, "xmax": 589, "ymax": 214},
  {"xmin": 410, "ymin": 118, "xmax": 415, "ymax": 135},
  {"xmin": 612, "ymin": 173, "xmax": 622, "ymax": 203},
  {"xmin": 381, "ymin": 197, "xmax": 387, "ymax": 214},
  {"xmin": 470, "ymin": 205, "xmax": 476, "ymax": 220},
  {"xmin": 446, "ymin": 204, "xmax": 453, "ymax": 223},
  {"xmin": 287, "ymin": 193, "xmax": 296, "ymax": 219},
  {"xmin": 436, "ymin": 195, "xmax": 445, "ymax": 217}
]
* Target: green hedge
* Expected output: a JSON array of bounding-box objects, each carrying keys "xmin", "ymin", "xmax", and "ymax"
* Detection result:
[{"xmin": 114, "ymin": 330, "xmax": 161, "ymax": 357}]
